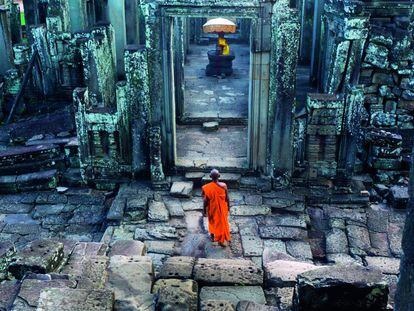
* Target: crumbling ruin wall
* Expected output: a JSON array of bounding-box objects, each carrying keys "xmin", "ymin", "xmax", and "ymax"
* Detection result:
[{"xmin": 358, "ymin": 4, "xmax": 414, "ymax": 185}]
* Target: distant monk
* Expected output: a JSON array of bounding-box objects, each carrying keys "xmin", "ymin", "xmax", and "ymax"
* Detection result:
[{"xmin": 202, "ymin": 169, "xmax": 231, "ymax": 247}]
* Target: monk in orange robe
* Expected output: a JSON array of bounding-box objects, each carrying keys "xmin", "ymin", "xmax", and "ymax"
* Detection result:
[{"xmin": 202, "ymin": 169, "xmax": 231, "ymax": 247}]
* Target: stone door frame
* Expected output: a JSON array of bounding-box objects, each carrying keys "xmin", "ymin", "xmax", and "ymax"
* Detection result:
[{"xmin": 142, "ymin": 0, "xmax": 300, "ymax": 179}]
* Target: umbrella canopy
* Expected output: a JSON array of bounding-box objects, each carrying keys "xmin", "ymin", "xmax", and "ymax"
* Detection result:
[{"xmin": 203, "ymin": 18, "xmax": 237, "ymax": 34}]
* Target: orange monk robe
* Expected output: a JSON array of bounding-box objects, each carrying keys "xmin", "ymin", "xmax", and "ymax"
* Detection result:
[{"xmin": 202, "ymin": 182, "xmax": 231, "ymax": 243}]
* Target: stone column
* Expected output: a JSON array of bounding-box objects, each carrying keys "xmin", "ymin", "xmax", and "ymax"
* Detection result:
[
  {"xmin": 337, "ymin": 85, "xmax": 364, "ymax": 178},
  {"xmin": 268, "ymin": 1, "xmax": 300, "ymax": 181},
  {"xmin": 310, "ymin": 0, "xmax": 324, "ymax": 85},
  {"xmin": 31, "ymin": 26, "xmax": 58, "ymax": 95},
  {"xmin": 395, "ymin": 146, "xmax": 414, "ymax": 310},
  {"xmin": 108, "ymin": 0, "xmax": 127, "ymax": 76},
  {"xmin": 79, "ymin": 25, "xmax": 117, "ymax": 108},
  {"xmin": 68, "ymin": 0, "xmax": 88, "ymax": 32},
  {"xmin": 125, "ymin": 45, "xmax": 151, "ymax": 174},
  {"xmin": 173, "ymin": 17, "xmax": 185, "ymax": 120},
  {"xmin": 299, "ymin": 0, "xmax": 314, "ymax": 64},
  {"xmin": 149, "ymin": 126, "xmax": 168, "ymax": 189},
  {"xmin": 0, "ymin": 8, "xmax": 12, "ymax": 75}
]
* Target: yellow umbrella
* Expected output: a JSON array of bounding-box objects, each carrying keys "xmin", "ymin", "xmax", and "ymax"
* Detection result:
[{"xmin": 203, "ymin": 18, "xmax": 237, "ymax": 34}]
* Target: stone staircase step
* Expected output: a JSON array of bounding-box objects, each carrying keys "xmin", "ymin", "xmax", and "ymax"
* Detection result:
[
  {"xmin": 202, "ymin": 173, "xmax": 242, "ymax": 189},
  {"xmin": 193, "ymin": 258, "xmax": 263, "ymax": 285},
  {"xmin": 37, "ymin": 288, "xmax": 114, "ymax": 311},
  {"xmin": 158, "ymin": 256, "xmax": 196, "ymax": 279},
  {"xmin": 153, "ymin": 278, "xmax": 198, "ymax": 310},
  {"xmin": 0, "ymin": 169, "xmax": 58, "ymax": 194},
  {"xmin": 108, "ymin": 240, "xmax": 146, "ymax": 257},
  {"xmin": 107, "ymin": 255, "xmax": 155, "ymax": 310}
]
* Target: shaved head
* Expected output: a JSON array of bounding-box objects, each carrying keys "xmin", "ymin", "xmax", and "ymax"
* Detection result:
[{"xmin": 210, "ymin": 169, "xmax": 220, "ymax": 181}]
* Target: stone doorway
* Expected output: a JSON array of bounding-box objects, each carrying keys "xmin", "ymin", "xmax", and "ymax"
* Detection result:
[{"xmin": 175, "ymin": 18, "xmax": 251, "ymax": 170}]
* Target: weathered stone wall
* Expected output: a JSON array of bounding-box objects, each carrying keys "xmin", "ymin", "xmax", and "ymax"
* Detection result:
[{"xmin": 360, "ymin": 9, "xmax": 414, "ymax": 130}]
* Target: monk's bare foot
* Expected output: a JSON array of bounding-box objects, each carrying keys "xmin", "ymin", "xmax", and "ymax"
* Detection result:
[{"xmin": 218, "ymin": 242, "xmax": 228, "ymax": 248}]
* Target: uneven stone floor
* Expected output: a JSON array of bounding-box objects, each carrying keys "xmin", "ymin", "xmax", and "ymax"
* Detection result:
[
  {"xmin": 0, "ymin": 177, "xmax": 407, "ymax": 310},
  {"xmin": 176, "ymin": 125, "xmax": 248, "ymax": 169},
  {"xmin": 182, "ymin": 43, "xmax": 250, "ymax": 121}
]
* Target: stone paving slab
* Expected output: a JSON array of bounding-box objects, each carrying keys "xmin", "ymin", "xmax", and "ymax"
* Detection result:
[
  {"xmin": 107, "ymin": 255, "xmax": 155, "ymax": 310},
  {"xmin": 158, "ymin": 256, "xmax": 196, "ymax": 279},
  {"xmin": 194, "ymin": 258, "xmax": 263, "ymax": 285},
  {"xmin": 153, "ymin": 278, "xmax": 198, "ymax": 310},
  {"xmin": 200, "ymin": 286, "xmax": 267, "ymax": 309},
  {"xmin": 61, "ymin": 255, "xmax": 109, "ymax": 289},
  {"xmin": 108, "ymin": 240, "xmax": 146, "ymax": 257},
  {"xmin": 37, "ymin": 288, "xmax": 114, "ymax": 311}
]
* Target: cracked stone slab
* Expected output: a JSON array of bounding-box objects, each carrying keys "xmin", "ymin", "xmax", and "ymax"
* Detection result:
[
  {"xmin": 265, "ymin": 260, "xmax": 322, "ymax": 287},
  {"xmin": 61, "ymin": 255, "xmax": 109, "ymax": 289},
  {"xmin": 201, "ymin": 299, "xmax": 235, "ymax": 311},
  {"xmin": 107, "ymin": 255, "xmax": 155, "ymax": 310},
  {"xmin": 241, "ymin": 235, "xmax": 264, "ymax": 257},
  {"xmin": 194, "ymin": 258, "xmax": 263, "ymax": 285},
  {"xmin": 170, "ymin": 181, "xmax": 194, "ymax": 198},
  {"xmin": 12, "ymin": 275, "xmax": 76, "ymax": 309},
  {"xmin": 153, "ymin": 278, "xmax": 198, "ymax": 310},
  {"xmin": 37, "ymin": 288, "xmax": 114, "ymax": 311},
  {"xmin": 148, "ymin": 201, "xmax": 169, "ymax": 222},
  {"xmin": 158, "ymin": 256, "xmax": 196, "ymax": 279},
  {"xmin": 200, "ymin": 286, "xmax": 266, "ymax": 309},
  {"xmin": 365, "ymin": 256, "xmax": 400, "ymax": 275},
  {"xmin": 109, "ymin": 240, "xmax": 146, "ymax": 257},
  {"xmin": 0, "ymin": 280, "xmax": 21, "ymax": 311},
  {"xmin": 8, "ymin": 240, "xmax": 64, "ymax": 279}
]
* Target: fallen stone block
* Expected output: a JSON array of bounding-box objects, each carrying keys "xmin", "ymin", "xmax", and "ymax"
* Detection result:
[
  {"xmin": 170, "ymin": 181, "xmax": 194, "ymax": 198},
  {"xmin": 134, "ymin": 224, "xmax": 178, "ymax": 241},
  {"xmin": 70, "ymin": 242, "xmax": 108, "ymax": 259},
  {"xmin": 158, "ymin": 256, "xmax": 196, "ymax": 279},
  {"xmin": 8, "ymin": 240, "xmax": 64, "ymax": 279},
  {"xmin": 107, "ymin": 197, "xmax": 125, "ymax": 221},
  {"xmin": 153, "ymin": 278, "xmax": 198, "ymax": 310},
  {"xmin": 145, "ymin": 240, "xmax": 177, "ymax": 255},
  {"xmin": 200, "ymin": 299, "xmax": 235, "ymax": 311},
  {"xmin": 389, "ymin": 185, "xmax": 409, "ymax": 209},
  {"xmin": 365, "ymin": 256, "xmax": 400, "ymax": 275},
  {"xmin": 203, "ymin": 121, "xmax": 219, "ymax": 131},
  {"xmin": 14, "ymin": 169, "xmax": 58, "ymax": 192},
  {"xmin": 294, "ymin": 265, "xmax": 389, "ymax": 311},
  {"xmin": 200, "ymin": 286, "xmax": 266, "ymax": 309},
  {"xmin": 236, "ymin": 301, "xmax": 279, "ymax": 311},
  {"xmin": 107, "ymin": 255, "xmax": 155, "ymax": 310},
  {"xmin": 37, "ymin": 288, "xmax": 114, "ymax": 311},
  {"xmin": 194, "ymin": 258, "xmax": 263, "ymax": 285},
  {"xmin": 109, "ymin": 240, "xmax": 146, "ymax": 257},
  {"xmin": 148, "ymin": 200, "xmax": 169, "ymax": 222},
  {"xmin": 265, "ymin": 260, "xmax": 322, "ymax": 287}
]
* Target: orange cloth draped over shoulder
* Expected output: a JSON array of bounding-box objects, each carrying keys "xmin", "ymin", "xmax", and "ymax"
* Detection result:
[{"xmin": 202, "ymin": 182, "xmax": 231, "ymax": 243}]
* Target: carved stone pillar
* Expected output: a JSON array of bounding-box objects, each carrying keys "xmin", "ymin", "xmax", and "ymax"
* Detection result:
[{"xmin": 268, "ymin": 1, "xmax": 300, "ymax": 182}]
